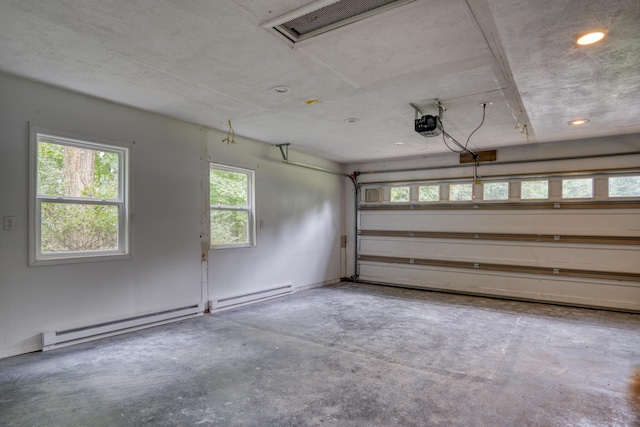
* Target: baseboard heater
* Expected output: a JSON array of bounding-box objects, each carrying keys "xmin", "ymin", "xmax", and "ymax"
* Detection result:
[
  {"xmin": 211, "ymin": 283, "xmax": 293, "ymax": 311},
  {"xmin": 42, "ymin": 303, "xmax": 204, "ymax": 351}
]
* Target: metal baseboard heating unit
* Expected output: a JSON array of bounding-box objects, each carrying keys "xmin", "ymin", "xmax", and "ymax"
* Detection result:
[
  {"xmin": 211, "ymin": 283, "xmax": 293, "ymax": 311},
  {"xmin": 42, "ymin": 304, "xmax": 204, "ymax": 351}
]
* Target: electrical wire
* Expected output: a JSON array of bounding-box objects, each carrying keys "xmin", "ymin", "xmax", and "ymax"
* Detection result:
[
  {"xmin": 222, "ymin": 120, "xmax": 236, "ymax": 144},
  {"xmin": 439, "ymin": 103, "xmax": 487, "ymax": 154},
  {"xmin": 463, "ymin": 102, "xmax": 486, "ymax": 151}
]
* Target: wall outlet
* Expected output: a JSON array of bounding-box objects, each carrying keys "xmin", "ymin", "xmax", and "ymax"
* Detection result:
[{"xmin": 3, "ymin": 216, "xmax": 16, "ymax": 231}]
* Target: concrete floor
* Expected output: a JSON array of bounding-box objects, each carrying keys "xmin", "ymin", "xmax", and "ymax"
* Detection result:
[{"xmin": 1, "ymin": 283, "xmax": 639, "ymax": 426}]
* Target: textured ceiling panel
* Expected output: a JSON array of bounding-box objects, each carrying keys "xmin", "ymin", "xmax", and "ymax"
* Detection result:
[{"xmin": 0, "ymin": 0, "xmax": 638, "ymax": 163}]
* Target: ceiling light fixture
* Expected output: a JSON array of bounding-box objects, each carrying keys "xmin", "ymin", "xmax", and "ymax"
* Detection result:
[
  {"xmin": 272, "ymin": 85, "xmax": 290, "ymax": 93},
  {"xmin": 345, "ymin": 118, "xmax": 360, "ymax": 123},
  {"xmin": 568, "ymin": 118, "xmax": 590, "ymax": 125},
  {"xmin": 394, "ymin": 142, "xmax": 405, "ymax": 146},
  {"xmin": 577, "ymin": 31, "xmax": 605, "ymax": 45}
]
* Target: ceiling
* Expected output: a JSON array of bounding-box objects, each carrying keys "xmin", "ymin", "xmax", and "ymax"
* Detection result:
[{"xmin": 1, "ymin": 0, "xmax": 638, "ymax": 164}]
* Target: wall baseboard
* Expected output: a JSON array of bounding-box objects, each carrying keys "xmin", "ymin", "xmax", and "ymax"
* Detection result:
[{"xmin": 42, "ymin": 303, "xmax": 204, "ymax": 351}]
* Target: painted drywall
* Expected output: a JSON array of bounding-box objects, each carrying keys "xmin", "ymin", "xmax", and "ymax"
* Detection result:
[
  {"xmin": 0, "ymin": 72, "xmax": 346, "ymax": 358},
  {"xmin": 206, "ymin": 133, "xmax": 343, "ymax": 305},
  {"xmin": 0, "ymin": 73, "xmax": 204, "ymax": 358}
]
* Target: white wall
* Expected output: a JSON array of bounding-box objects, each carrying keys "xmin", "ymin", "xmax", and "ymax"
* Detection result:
[
  {"xmin": 206, "ymin": 134, "xmax": 343, "ymax": 305},
  {"xmin": 0, "ymin": 73, "xmax": 344, "ymax": 358}
]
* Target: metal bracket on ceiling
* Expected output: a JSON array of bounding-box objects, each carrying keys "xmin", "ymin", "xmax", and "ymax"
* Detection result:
[
  {"xmin": 410, "ymin": 98, "xmax": 446, "ymax": 121},
  {"xmin": 276, "ymin": 143, "xmax": 290, "ymax": 162}
]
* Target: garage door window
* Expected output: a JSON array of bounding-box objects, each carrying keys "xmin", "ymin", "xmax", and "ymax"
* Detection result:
[{"xmin": 521, "ymin": 180, "xmax": 548, "ymax": 200}]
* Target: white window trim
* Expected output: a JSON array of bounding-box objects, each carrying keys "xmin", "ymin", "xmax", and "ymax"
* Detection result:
[
  {"xmin": 561, "ymin": 177, "xmax": 594, "ymax": 200},
  {"xmin": 520, "ymin": 179, "xmax": 549, "ymax": 200},
  {"xmin": 29, "ymin": 125, "xmax": 133, "ymax": 266},
  {"xmin": 418, "ymin": 184, "xmax": 440, "ymax": 203},
  {"xmin": 482, "ymin": 182, "xmax": 510, "ymax": 201},
  {"xmin": 360, "ymin": 172, "xmax": 640, "ymax": 204},
  {"xmin": 210, "ymin": 163, "xmax": 256, "ymax": 249},
  {"xmin": 389, "ymin": 186, "xmax": 411, "ymax": 203},
  {"xmin": 607, "ymin": 175, "xmax": 640, "ymax": 199},
  {"xmin": 448, "ymin": 183, "xmax": 474, "ymax": 202}
]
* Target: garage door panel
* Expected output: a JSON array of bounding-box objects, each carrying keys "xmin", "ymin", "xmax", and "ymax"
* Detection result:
[
  {"xmin": 360, "ymin": 210, "xmax": 640, "ymax": 236},
  {"xmin": 358, "ymin": 262, "xmax": 640, "ymax": 311},
  {"xmin": 360, "ymin": 237, "xmax": 640, "ymax": 273}
]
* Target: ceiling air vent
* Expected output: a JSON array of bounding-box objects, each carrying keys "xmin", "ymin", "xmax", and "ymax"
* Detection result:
[{"xmin": 261, "ymin": 0, "xmax": 416, "ymax": 46}]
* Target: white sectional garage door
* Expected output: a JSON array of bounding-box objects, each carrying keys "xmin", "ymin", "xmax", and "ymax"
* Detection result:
[{"xmin": 357, "ymin": 172, "xmax": 640, "ymax": 311}]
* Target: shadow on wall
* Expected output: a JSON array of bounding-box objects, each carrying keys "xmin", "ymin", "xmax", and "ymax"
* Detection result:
[{"xmin": 270, "ymin": 200, "xmax": 339, "ymax": 283}]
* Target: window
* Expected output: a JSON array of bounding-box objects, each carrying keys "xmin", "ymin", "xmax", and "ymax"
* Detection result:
[
  {"xmin": 418, "ymin": 185, "xmax": 439, "ymax": 202},
  {"xmin": 521, "ymin": 180, "xmax": 548, "ymax": 199},
  {"xmin": 210, "ymin": 164, "xmax": 255, "ymax": 248},
  {"xmin": 562, "ymin": 178, "xmax": 593, "ymax": 199},
  {"xmin": 609, "ymin": 176, "xmax": 640, "ymax": 197},
  {"xmin": 390, "ymin": 186, "xmax": 410, "ymax": 203},
  {"xmin": 449, "ymin": 183, "xmax": 473, "ymax": 201},
  {"xmin": 483, "ymin": 182, "xmax": 509, "ymax": 201},
  {"xmin": 30, "ymin": 127, "xmax": 131, "ymax": 265}
]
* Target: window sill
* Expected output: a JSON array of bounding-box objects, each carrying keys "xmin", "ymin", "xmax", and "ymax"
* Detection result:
[{"xmin": 30, "ymin": 252, "xmax": 132, "ymax": 266}]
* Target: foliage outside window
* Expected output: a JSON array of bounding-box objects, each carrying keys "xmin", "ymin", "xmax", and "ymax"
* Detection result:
[
  {"xmin": 483, "ymin": 182, "xmax": 509, "ymax": 201},
  {"xmin": 210, "ymin": 164, "xmax": 255, "ymax": 248},
  {"xmin": 609, "ymin": 176, "xmax": 640, "ymax": 197},
  {"xmin": 390, "ymin": 186, "xmax": 410, "ymax": 203},
  {"xmin": 562, "ymin": 178, "xmax": 593, "ymax": 199},
  {"xmin": 418, "ymin": 185, "xmax": 439, "ymax": 202},
  {"xmin": 521, "ymin": 180, "xmax": 548, "ymax": 199},
  {"xmin": 449, "ymin": 183, "xmax": 473, "ymax": 201},
  {"xmin": 31, "ymin": 128, "xmax": 130, "ymax": 265}
]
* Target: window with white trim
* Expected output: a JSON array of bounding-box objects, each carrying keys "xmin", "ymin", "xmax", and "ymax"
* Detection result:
[
  {"xmin": 418, "ymin": 185, "xmax": 439, "ymax": 202},
  {"xmin": 483, "ymin": 182, "xmax": 509, "ymax": 201},
  {"xmin": 449, "ymin": 183, "xmax": 473, "ymax": 201},
  {"xmin": 609, "ymin": 175, "xmax": 640, "ymax": 197},
  {"xmin": 390, "ymin": 186, "xmax": 410, "ymax": 203},
  {"xmin": 210, "ymin": 164, "xmax": 256, "ymax": 248},
  {"xmin": 521, "ymin": 180, "xmax": 548, "ymax": 200},
  {"xmin": 562, "ymin": 178, "xmax": 593, "ymax": 199},
  {"xmin": 30, "ymin": 127, "xmax": 131, "ymax": 265}
]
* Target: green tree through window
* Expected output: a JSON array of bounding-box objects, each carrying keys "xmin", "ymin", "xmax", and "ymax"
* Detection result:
[
  {"xmin": 210, "ymin": 164, "xmax": 255, "ymax": 247},
  {"xmin": 31, "ymin": 128, "xmax": 130, "ymax": 264},
  {"xmin": 390, "ymin": 187, "xmax": 410, "ymax": 203}
]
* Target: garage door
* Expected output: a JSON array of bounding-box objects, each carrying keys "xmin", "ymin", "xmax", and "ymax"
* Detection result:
[{"xmin": 357, "ymin": 171, "xmax": 640, "ymax": 311}]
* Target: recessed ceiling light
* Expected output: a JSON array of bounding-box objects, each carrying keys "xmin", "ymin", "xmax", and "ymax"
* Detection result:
[
  {"xmin": 568, "ymin": 118, "xmax": 590, "ymax": 125},
  {"xmin": 345, "ymin": 118, "xmax": 360, "ymax": 123},
  {"xmin": 305, "ymin": 99, "xmax": 320, "ymax": 105},
  {"xmin": 272, "ymin": 85, "xmax": 290, "ymax": 93},
  {"xmin": 394, "ymin": 142, "xmax": 405, "ymax": 146},
  {"xmin": 577, "ymin": 31, "xmax": 605, "ymax": 45}
]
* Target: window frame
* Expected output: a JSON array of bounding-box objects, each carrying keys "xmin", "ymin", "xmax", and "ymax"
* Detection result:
[
  {"xmin": 561, "ymin": 177, "xmax": 594, "ymax": 199},
  {"xmin": 482, "ymin": 181, "xmax": 509, "ymax": 201},
  {"xmin": 520, "ymin": 179, "xmax": 549, "ymax": 200},
  {"xmin": 390, "ymin": 186, "xmax": 411, "ymax": 203},
  {"xmin": 449, "ymin": 183, "xmax": 473, "ymax": 202},
  {"xmin": 608, "ymin": 175, "xmax": 640, "ymax": 199},
  {"xmin": 29, "ymin": 126, "xmax": 133, "ymax": 266},
  {"xmin": 418, "ymin": 184, "xmax": 440, "ymax": 203},
  {"xmin": 209, "ymin": 163, "xmax": 256, "ymax": 249}
]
